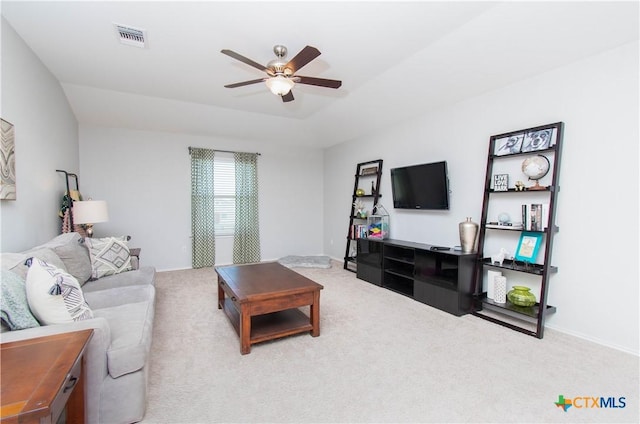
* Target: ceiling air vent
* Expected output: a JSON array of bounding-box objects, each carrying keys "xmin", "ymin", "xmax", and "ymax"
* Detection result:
[{"xmin": 114, "ymin": 23, "xmax": 147, "ymax": 48}]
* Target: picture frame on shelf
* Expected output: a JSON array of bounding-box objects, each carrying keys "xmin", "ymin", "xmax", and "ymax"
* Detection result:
[
  {"xmin": 514, "ymin": 231, "xmax": 543, "ymax": 262},
  {"xmin": 361, "ymin": 166, "xmax": 378, "ymax": 175},
  {"xmin": 521, "ymin": 127, "xmax": 557, "ymax": 152},
  {"xmin": 493, "ymin": 174, "xmax": 509, "ymax": 191},
  {"xmin": 494, "ymin": 133, "xmax": 523, "ymax": 156}
]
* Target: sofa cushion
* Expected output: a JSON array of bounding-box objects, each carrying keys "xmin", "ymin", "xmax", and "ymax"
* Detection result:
[
  {"xmin": 1, "ymin": 269, "xmax": 40, "ymax": 330},
  {"xmin": 82, "ymin": 266, "xmax": 156, "ymax": 293},
  {"xmin": 51, "ymin": 233, "xmax": 92, "ymax": 285},
  {"xmin": 25, "ymin": 258, "xmax": 93, "ymax": 324},
  {"xmin": 92, "ymin": 287, "xmax": 155, "ymax": 378},
  {"xmin": 85, "ymin": 236, "xmax": 132, "ymax": 279},
  {"xmin": 5, "ymin": 248, "xmax": 67, "ymax": 280}
]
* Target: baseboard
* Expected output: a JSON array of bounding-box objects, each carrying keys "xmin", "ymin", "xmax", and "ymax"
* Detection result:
[{"xmin": 545, "ymin": 323, "xmax": 639, "ymax": 357}]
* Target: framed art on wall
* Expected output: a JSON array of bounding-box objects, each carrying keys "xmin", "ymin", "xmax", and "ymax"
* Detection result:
[{"xmin": 1, "ymin": 118, "xmax": 16, "ymax": 200}]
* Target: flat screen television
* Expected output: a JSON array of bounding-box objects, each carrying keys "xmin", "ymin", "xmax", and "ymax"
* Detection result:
[{"xmin": 390, "ymin": 161, "xmax": 450, "ymax": 210}]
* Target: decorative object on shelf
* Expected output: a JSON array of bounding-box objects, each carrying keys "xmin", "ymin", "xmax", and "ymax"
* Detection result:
[
  {"xmin": 514, "ymin": 231, "xmax": 543, "ymax": 262},
  {"xmin": 493, "ymin": 174, "xmax": 509, "ymax": 191},
  {"xmin": 490, "ymin": 248, "xmax": 508, "ymax": 266},
  {"xmin": 355, "ymin": 188, "xmax": 365, "ymax": 196},
  {"xmin": 367, "ymin": 214, "xmax": 389, "ymax": 239},
  {"xmin": 73, "ymin": 200, "xmax": 109, "ymax": 238},
  {"xmin": 353, "ymin": 200, "xmax": 367, "ymax": 218},
  {"xmin": 507, "ymin": 285, "xmax": 537, "ymax": 306},
  {"xmin": 494, "ymin": 133, "xmax": 524, "ymax": 156},
  {"xmin": 498, "ymin": 212, "xmax": 510, "ymax": 224},
  {"xmin": 494, "ymin": 276, "xmax": 507, "ymax": 303},
  {"xmin": 522, "ymin": 154, "xmax": 550, "ymax": 191},
  {"xmin": 521, "ymin": 127, "xmax": 557, "ymax": 152},
  {"xmin": 371, "ymin": 181, "xmax": 376, "ymax": 195},
  {"xmin": 361, "ymin": 166, "xmax": 378, "ymax": 175},
  {"xmin": 459, "ymin": 217, "xmax": 479, "ymax": 253},
  {"xmin": 514, "ymin": 180, "xmax": 525, "ymax": 191},
  {"xmin": 486, "ymin": 270, "xmax": 502, "ymax": 300},
  {"xmin": 1, "ymin": 118, "xmax": 16, "ymax": 200}
]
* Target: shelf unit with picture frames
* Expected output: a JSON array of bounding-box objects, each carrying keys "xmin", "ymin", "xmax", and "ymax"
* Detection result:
[
  {"xmin": 343, "ymin": 159, "xmax": 383, "ymax": 273},
  {"xmin": 472, "ymin": 122, "xmax": 564, "ymax": 339}
]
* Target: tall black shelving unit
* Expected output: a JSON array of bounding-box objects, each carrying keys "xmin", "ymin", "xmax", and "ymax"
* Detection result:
[
  {"xmin": 343, "ymin": 159, "xmax": 383, "ymax": 272},
  {"xmin": 472, "ymin": 122, "xmax": 564, "ymax": 338}
]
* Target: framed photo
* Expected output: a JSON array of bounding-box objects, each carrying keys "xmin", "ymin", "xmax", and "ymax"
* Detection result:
[
  {"xmin": 1, "ymin": 118, "xmax": 16, "ymax": 200},
  {"xmin": 361, "ymin": 166, "xmax": 378, "ymax": 175},
  {"xmin": 494, "ymin": 133, "xmax": 523, "ymax": 156},
  {"xmin": 514, "ymin": 231, "xmax": 543, "ymax": 262},
  {"xmin": 521, "ymin": 127, "xmax": 556, "ymax": 152},
  {"xmin": 493, "ymin": 174, "xmax": 509, "ymax": 191}
]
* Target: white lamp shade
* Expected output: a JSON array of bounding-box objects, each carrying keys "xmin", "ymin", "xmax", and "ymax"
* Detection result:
[
  {"xmin": 73, "ymin": 200, "xmax": 109, "ymax": 224},
  {"xmin": 265, "ymin": 76, "xmax": 294, "ymax": 96}
]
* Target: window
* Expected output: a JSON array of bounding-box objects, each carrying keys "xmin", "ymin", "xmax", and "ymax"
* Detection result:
[{"xmin": 213, "ymin": 154, "xmax": 235, "ymax": 236}]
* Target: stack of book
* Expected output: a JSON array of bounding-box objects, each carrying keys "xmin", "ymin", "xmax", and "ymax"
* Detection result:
[
  {"xmin": 350, "ymin": 224, "xmax": 368, "ymax": 239},
  {"xmin": 522, "ymin": 203, "xmax": 549, "ymax": 231}
]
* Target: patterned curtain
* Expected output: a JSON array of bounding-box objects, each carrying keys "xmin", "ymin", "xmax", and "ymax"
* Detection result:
[
  {"xmin": 190, "ymin": 148, "xmax": 215, "ymax": 268},
  {"xmin": 233, "ymin": 152, "xmax": 261, "ymax": 264}
]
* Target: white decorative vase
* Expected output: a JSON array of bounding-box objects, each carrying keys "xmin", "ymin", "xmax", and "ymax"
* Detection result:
[
  {"xmin": 494, "ymin": 276, "xmax": 507, "ymax": 304},
  {"xmin": 459, "ymin": 217, "xmax": 479, "ymax": 253}
]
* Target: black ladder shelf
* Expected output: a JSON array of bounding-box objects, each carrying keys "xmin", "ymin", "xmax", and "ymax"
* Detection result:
[
  {"xmin": 343, "ymin": 159, "xmax": 383, "ymax": 272},
  {"xmin": 472, "ymin": 122, "xmax": 564, "ymax": 339}
]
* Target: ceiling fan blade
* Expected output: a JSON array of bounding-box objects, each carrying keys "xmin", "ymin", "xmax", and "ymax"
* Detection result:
[
  {"xmin": 285, "ymin": 46, "xmax": 321, "ymax": 74},
  {"xmin": 221, "ymin": 49, "xmax": 272, "ymax": 75},
  {"xmin": 295, "ymin": 76, "xmax": 342, "ymax": 89},
  {"xmin": 224, "ymin": 78, "xmax": 265, "ymax": 88},
  {"xmin": 281, "ymin": 91, "xmax": 295, "ymax": 102}
]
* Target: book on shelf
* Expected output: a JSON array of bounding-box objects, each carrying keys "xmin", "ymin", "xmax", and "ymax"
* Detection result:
[
  {"xmin": 350, "ymin": 224, "xmax": 368, "ymax": 239},
  {"xmin": 530, "ymin": 204, "xmax": 542, "ymax": 231},
  {"xmin": 522, "ymin": 203, "xmax": 550, "ymax": 231},
  {"xmin": 486, "ymin": 223, "xmax": 523, "ymax": 230}
]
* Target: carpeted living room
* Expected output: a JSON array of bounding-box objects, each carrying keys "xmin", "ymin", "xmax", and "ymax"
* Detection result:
[{"xmin": 1, "ymin": 1, "xmax": 638, "ymax": 424}]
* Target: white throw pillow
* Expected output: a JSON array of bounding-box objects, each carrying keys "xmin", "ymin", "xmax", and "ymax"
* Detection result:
[
  {"xmin": 25, "ymin": 258, "xmax": 93, "ymax": 325},
  {"xmin": 85, "ymin": 236, "xmax": 132, "ymax": 279}
]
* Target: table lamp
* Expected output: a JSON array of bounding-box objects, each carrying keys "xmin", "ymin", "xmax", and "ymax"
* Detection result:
[{"xmin": 72, "ymin": 200, "xmax": 109, "ymax": 237}]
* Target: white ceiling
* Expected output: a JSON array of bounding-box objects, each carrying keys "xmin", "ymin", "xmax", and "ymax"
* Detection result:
[{"xmin": 2, "ymin": 1, "xmax": 638, "ymax": 148}]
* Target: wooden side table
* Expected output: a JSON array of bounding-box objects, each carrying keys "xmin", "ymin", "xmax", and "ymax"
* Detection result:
[{"xmin": 0, "ymin": 329, "xmax": 94, "ymax": 424}]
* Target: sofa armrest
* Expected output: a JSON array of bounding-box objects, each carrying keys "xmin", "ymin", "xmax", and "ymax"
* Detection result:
[{"xmin": 129, "ymin": 248, "xmax": 140, "ymax": 270}]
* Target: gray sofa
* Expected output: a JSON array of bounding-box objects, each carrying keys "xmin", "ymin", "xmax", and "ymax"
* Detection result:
[{"xmin": 1, "ymin": 232, "xmax": 155, "ymax": 424}]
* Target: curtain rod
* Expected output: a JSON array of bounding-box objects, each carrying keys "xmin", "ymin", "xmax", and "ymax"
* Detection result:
[{"xmin": 188, "ymin": 147, "xmax": 261, "ymax": 156}]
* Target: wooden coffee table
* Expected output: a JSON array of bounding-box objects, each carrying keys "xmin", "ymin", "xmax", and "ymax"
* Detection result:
[{"xmin": 215, "ymin": 262, "xmax": 324, "ymax": 354}]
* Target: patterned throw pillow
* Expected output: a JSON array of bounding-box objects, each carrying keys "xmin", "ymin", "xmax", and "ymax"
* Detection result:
[
  {"xmin": 85, "ymin": 236, "xmax": 132, "ymax": 279},
  {"xmin": 1, "ymin": 269, "xmax": 40, "ymax": 330},
  {"xmin": 25, "ymin": 258, "xmax": 93, "ymax": 325}
]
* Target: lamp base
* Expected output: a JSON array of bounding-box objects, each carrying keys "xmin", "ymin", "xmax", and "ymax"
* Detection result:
[{"xmin": 84, "ymin": 224, "xmax": 94, "ymax": 238}]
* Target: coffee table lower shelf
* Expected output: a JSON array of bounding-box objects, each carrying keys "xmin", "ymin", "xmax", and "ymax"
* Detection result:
[{"xmin": 222, "ymin": 298, "xmax": 313, "ymax": 345}]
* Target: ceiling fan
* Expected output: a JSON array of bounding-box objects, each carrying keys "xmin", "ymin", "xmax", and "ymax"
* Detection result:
[{"xmin": 221, "ymin": 45, "xmax": 342, "ymax": 102}]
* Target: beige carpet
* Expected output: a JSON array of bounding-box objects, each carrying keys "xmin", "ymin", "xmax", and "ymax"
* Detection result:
[{"xmin": 141, "ymin": 262, "xmax": 638, "ymax": 423}]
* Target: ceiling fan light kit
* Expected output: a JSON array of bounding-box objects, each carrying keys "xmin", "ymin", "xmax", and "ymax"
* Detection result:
[
  {"xmin": 265, "ymin": 75, "xmax": 294, "ymax": 96},
  {"xmin": 222, "ymin": 44, "xmax": 342, "ymax": 103}
]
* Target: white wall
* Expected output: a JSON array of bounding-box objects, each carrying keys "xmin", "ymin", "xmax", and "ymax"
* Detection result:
[
  {"xmin": 0, "ymin": 18, "xmax": 78, "ymax": 252},
  {"xmin": 78, "ymin": 125, "xmax": 324, "ymax": 270},
  {"xmin": 324, "ymin": 41, "xmax": 639, "ymax": 355}
]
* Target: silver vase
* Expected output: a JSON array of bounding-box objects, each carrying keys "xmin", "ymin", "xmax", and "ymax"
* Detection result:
[{"xmin": 459, "ymin": 217, "xmax": 479, "ymax": 253}]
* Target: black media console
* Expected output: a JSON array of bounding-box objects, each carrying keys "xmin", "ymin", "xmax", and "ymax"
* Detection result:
[{"xmin": 357, "ymin": 238, "xmax": 476, "ymax": 316}]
